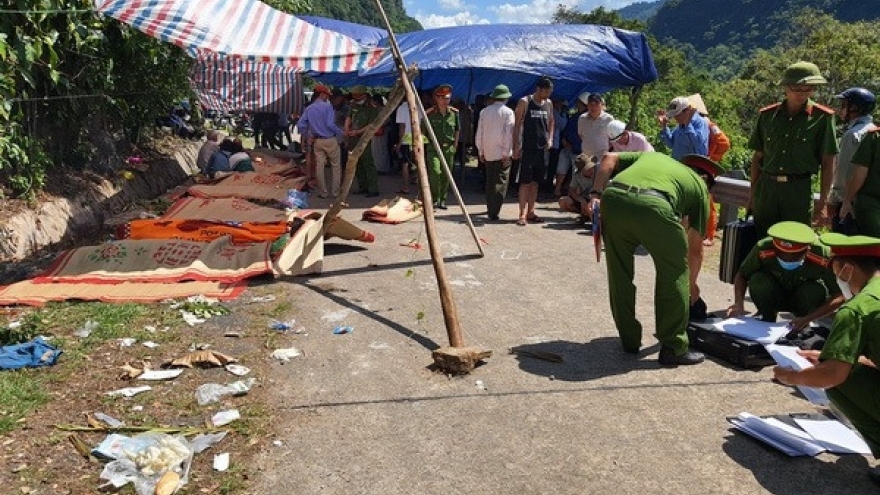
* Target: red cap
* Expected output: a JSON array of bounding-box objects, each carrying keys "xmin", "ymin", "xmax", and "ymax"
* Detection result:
[{"xmin": 313, "ymin": 85, "xmax": 331, "ymax": 95}]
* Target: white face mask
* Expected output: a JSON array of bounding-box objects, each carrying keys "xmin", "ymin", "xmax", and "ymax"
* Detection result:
[
  {"xmin": 836, "ymin": 263, "xmax": 855, "ymax": 300},
  {"xmin": 837, "ymin": 277, "xmax": 854, "ymax": 300}
]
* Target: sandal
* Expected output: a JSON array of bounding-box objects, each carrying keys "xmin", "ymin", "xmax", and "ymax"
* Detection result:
[
  {"xmin": 516, "ymin": 218, "xmax": 527, "ymax": 226},
  {"xmin": 526, "ymin": 215, "xmax": 544, "ymax": 224}
]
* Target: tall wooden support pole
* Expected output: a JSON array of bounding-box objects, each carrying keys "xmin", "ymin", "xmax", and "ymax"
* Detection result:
[{"xmin": 372, "ymin": 0, "xmax": 491, "ymax": 371}]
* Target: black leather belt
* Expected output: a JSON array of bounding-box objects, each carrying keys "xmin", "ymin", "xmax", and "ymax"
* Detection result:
[
  {"xmin": 607, "ymin": 182, "xmax": 670, "ymax": 202},
  {"xmin": 762, "ymin": 171, "xmax": 811, "ymax": 183},
  {"xmin": 314, "ymin": 135, "xmax": 334, "ymax": 139}
]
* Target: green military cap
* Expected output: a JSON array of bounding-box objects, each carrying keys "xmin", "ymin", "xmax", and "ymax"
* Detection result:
[
  {"xmin": 768, "ymin": 221, "xmax": 817, "ymax": 252},
  {"xmin": 779, "ymin": 61, "xmax": 827, "ymax": 86},
  {"xmin": 680, "ymin": 154, "xmax": 725, "ymax": 178},
  {"xmin": 349, "ymin": 85, "xmax": 368, "ymax": 95},
  {"xmin": 489, "ymin": 84, "xmax": 512, "ymax": 100},
  {"xmin": 819, "ymin": 232, "xmax": 880, "ymax": 257}
]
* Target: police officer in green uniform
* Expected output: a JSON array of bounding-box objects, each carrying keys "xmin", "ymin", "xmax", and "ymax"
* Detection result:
[
  {"xmin": 590, "ymin": 152, "xmax": 722, "ymax": 365},
  {"xmin": 726, "ymin": 221, "xmax": 844, "ymax": 331},
  {"xmin": 422, "ymin": 83, "xmax": 459, "ymax": 209},
  {"xmin": 748, "ymin": 61, "xmax": 839, "ymax": 238},
  {"xmin": 841, "ymin": 128, "xmax": 880, "ymax": 237},
  {"xmin": 774, "ymin": 233, "xmax": 880, "ymax": 484},
  {"xmin": 344, "ymin": 85, "xmax": 380, "ymax": 197}
]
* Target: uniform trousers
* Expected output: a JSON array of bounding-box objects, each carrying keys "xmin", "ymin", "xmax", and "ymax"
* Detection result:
[
  {"xmin": 601, "ymin": 188, "xmax": 690, "ymax": 355},
  {"xmin": 855, "ymin": 194, "xmax": 880, "ymax": 238},
  {"xmin": 354, "ymin": 147, "xmax": 378, "ymax": 195},
  {"xmin": 752, "ymin": 173, "xmax": 813, "ymax": 237},
  {"xmin": 828, "ymin": 363, "xmax": 880, "ymax": 456},
  {"xmin": 748, "ymin": 271, "xmax": 828, "ymax": 321},
  {"xmin": 427, "ymin": 148, "xmax": 454, "ymax": 204}
]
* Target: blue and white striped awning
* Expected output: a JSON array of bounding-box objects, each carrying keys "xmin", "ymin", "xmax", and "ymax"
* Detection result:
[{"xmin": 93, "ymin": 0, "xmax": 385, "ymax": 73}]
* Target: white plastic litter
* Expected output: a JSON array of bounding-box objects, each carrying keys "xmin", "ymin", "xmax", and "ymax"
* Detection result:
[
  {"xmin": 180, "ymin": 311, "xmax": 206, "ymax": 326},
  {"xmin": 106, "ymin": 386, "xmax": 152, "ymax": 398},
  {"xmin": 224, "ymin": 364, "xmax": 251, "ymax": 376},
  {"xmin": 137, "ymin": 369, "xmax": 183, "ymax": 381},
  {"xmin": 142, "ymin": 341, "xmax": 160, "ymax": 349},
  {"xmin": 250, "ymin": 295, "xmax": 276, "ymax": 303},
  {"xmin": 270, "ymin": 347, "xmax": 303, "ymax": 362},
  {"xmin": 211, "ymin": 409, "xmax": 240, "ymax": 427},
  {"xmin": 475, "ymin": 380, "xmax": 487, "ymax": 391},
  {"xmin": 195, "ymin": 378, "xmax": 256, "ymax": 406},
  {"xmin": 213, "ymin": 453, "xmax": 230, "ymax": 472},
  {"xmin": 119, "ymin": 338, "xmax": 137, "ymax": 347},
  {"xmin": 94, "ymin": 412, "xmax": 125, "ymax": 427},
  {"xmin": 74, "ymin": 320, "xmax": 99, "ymax": 338},
  {"xmin": 190, "ymin": 431, "xmax": 228, "ymax": 454},
  {"xmin": 99, "ymin": 433, "xmax": 193, "ymax": 495}
]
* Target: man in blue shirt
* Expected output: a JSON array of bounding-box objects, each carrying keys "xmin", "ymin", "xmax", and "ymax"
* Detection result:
[
  {"xmin": 297, "ymin": 85, "xmax": 343, "ymax": 198},
  {"xmin": 657, "ymin": 97, "xmax": 709, "ymax": 160}
]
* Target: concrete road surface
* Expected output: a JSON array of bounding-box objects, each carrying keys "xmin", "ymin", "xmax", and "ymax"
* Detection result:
[{"xmin": 251, "ymin": 174, "xmax": 873, "ymax": 495}]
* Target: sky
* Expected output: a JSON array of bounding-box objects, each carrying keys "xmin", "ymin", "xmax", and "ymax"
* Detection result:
[{"xmin": 407, "ymin": 0, "xmax": 640, "ymax": 28}]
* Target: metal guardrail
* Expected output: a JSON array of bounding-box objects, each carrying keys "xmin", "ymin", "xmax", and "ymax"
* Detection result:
[{"xmin": 712, "ymin": 174, "xmax": 822, "ymax": 227}]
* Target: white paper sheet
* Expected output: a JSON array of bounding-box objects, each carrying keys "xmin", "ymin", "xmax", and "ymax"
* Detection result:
[
  {"xmin": 733, "ymin": 412, "xmax": 826, "ymax": 456},
  {"xmin": 712, "ymin": 317, "xmax": 789, "ymax": 344},
  {"xmin": 794, "ymin": 418, "xmax": 872, "ymax": 454},
  {"xmin": 730, "ymin": 413, "xmax": 826, "ymax": 456},
  {"xmin": 764, "ymin": 344, "xmax": 830, "ymax": 405}
]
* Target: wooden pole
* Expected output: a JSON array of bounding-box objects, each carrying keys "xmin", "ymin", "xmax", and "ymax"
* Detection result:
[
  {"xmin": 412, "ymin": 88, "xmax": 484, "ymax": 257},
  {"xmin": 371, "ymin": 0, "xmax": 466, "ymax": 349}
]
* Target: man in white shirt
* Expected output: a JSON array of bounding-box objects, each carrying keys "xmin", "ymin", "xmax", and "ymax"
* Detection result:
[
  {"xmin": 577, "ymin": 93, "xmax": 614, "ymax": 163},
  {"xmin": 607, "ymin": 119, "xmax": 654, "ymax": 152},
  {"xmin": 476, "ymin": 84, "xmax": 516, "ymax": 221}
]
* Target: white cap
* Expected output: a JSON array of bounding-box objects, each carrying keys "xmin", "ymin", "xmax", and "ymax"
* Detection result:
[
  {"xmin": 607, "ymin": 120, "xmax": 627, "ymax": 141},
  {"xmin": 666, "ymin": 97, "xmax": 692, "ymax": 118},
  {"xmin": 577, "ymin": 92, "xmax": 592, "ymax": 106}
]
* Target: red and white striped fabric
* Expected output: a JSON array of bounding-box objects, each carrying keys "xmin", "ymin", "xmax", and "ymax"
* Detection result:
[
  {"xmin": 189, "ymin": 54, "xmax": 303, "ymax": 115},
  {"xmin": 93, "ymin": 0, "xmax": 385, "ymax": 73}
]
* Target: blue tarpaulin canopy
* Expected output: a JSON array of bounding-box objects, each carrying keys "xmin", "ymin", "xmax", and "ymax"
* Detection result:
[
  {"xmin": 316, "ymin": 23, "xmax": 658, "ymax": 102},
  {"xmin": 298, "ymin": 15, "xmax": 387, "ymax": 47}
]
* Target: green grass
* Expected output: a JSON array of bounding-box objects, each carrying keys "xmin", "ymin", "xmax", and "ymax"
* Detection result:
[
  {"xmin": 0, "ymin": 369, "xmax": 50, "ymax": 434},
  {"xmin": 0, "ymin": 301, "xmax": 182, "ymax": 433}
]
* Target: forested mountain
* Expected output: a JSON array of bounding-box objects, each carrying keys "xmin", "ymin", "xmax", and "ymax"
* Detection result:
[
  {"xmin": 648, "ymin": 0, "xmax": 877, "ymax": 52},
  {"xmin": 308, "ymin": 0, "xmax": 422, "ymax": 32},
  {"xmin": 616, "ymin": 0, "xmax": 667, "ymax": 22}
]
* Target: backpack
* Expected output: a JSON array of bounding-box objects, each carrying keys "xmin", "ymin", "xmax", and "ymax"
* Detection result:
[{"xmin": 706, "ymin": 118, "xmax": 730, "ymax": 163}]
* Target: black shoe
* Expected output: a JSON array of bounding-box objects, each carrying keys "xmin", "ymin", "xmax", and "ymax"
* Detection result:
[
  {"xmin": 689, "ymin": 297, "xmax": 708, "ymax": 322},
  {"xmin": 438, "ymin": 202, "xmax": 448, "ymax": 210},
  {"xmin": 658, "ymin": 346, "xmax": 705, "ymax": 366},
  {"xmin": 488, "ymin": 215, "xmax": 499, "ymax": 221},
  {"xmin": 622, "ymin": 346, "xmax": 640, "ymax": 354}
]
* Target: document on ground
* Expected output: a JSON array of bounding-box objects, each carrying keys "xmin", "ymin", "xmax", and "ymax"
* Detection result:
[
  {"xmin": 712, "ymin": 317, "xmax": 789, "ymax": 344},
  {"xmin": 729, "ymin": 413, "xmax": 825, "ymax": 457},
  {"xmin": 793, "ymin": 418, "xmax": 872, "ymax": 454},
  {"xmin": 764, "ymin": 344, "xmax": 830, "ymax": 405}
]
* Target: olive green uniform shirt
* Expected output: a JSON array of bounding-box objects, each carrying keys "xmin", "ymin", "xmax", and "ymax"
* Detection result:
[
  {"xmin": 346, "ymin": 103, "xmax": 378, "ymax": 150},
  {"xmin": 422, "ymin": 108, "xmax": 459, "ymax": 156},
  {"xmin": 748, "ymin": 99, "xmax": 839, "ymax": 175},
  {"xmin": 611, "ymin": 152, "xmax": 711, "ymax": 236},
  {"xmin": 738, "ymin": 238, "xmax": 839, "ymax": 294},
  {"xmin": 820, "ymin": 276, "xmax": 880, "ymax": 365}
]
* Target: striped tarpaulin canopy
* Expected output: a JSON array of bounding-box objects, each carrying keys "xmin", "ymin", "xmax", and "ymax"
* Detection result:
[
  {"xmin": 190, "ymin": 55, "xmax": 303, "ymax": 115},
  {"xmin": 93, "ymin": 0, "xmax": 386, "ymax": 73}
]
